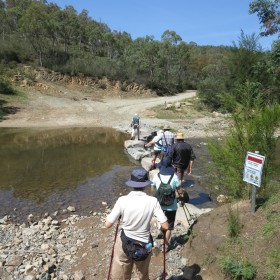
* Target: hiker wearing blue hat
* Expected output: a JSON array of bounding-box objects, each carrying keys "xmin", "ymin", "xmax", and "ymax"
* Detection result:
[
  {"xmin": 105, "ymin": 168, "xmax": 169, "ymax": 279},
  {"xmin": 151, "ymin": 156, "xmax": 182, "ymax": 243}
]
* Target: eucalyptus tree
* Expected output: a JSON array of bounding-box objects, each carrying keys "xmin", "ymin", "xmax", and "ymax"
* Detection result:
[
  {"xmin": 103, "ymin": 31, "xmax": 116, "ymax": 60},
  {"xmin": 87, "ymin": 21, "xmax": 111, "ymax": 57},
  {"xmin": 143, "ymin": 36, "xmax": 161, "ymax": 87},
  {"xmin": 159, "ymin": 30, "xmax": 182, "ymax": 91},
  {"xmin": 0, "ymin": 0, "xmax": 6, "ymax": 39},
  {"xmin": 54, "ymin": 5, "xmax": 79, "ymax": 53},
  {"xmin": 19, "ymin": 1, "xmax": 53, "ymax": 67},
  {"xmin": 171, "ymin": 41, "xmax": 191, "ymax": 91},
  {"xmin": 5, "ymin": 0, "xmax": 32, "ymax": 32},
  {"xmin": 228, "ymin": 30, "xmax": 264, "ymax": 86},
  {"xmin": 112, "ymin": 30, "xmax": 132, "ymax": 57},
  {"xmin": 77, "ymin": 9, "xmax": 91, "ymax": 51},
  {"xmin": 248, "ymin": 1, "xmax": 280, "ymax": 105},
  {"xmin": 249, "ymin": 0, "xmax": 280, "ymax": 36},
  {"xmin": 124, "ymin": 36, "xmax": 161, "ymax": 86},
  {"xmin": 87, "ymin": 23, "xmax": 103, "ymax": 56},
  {"xmin": 45, "ymin": 3, "xmax": 61, "ymax": 53},
  {"xmin": 254, "ymin": 40, "xmax": 280, "ymax": 104},
  {"xmin": 120, "ymin": 36, "xmax": 148, "ymax": 81}
]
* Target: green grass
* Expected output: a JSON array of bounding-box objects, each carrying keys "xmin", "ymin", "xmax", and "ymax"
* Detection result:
[{"xmin": 151, "ymin": 97, "xmax": 208, "ymax": 120}]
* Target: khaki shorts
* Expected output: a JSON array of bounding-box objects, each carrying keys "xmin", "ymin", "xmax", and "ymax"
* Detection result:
[{"xmin": 110, "ymin": 234, "xmax": 151, "ymax": 280}]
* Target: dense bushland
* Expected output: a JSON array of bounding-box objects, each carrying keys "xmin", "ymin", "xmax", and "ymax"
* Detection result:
[{"xmin": 1, "ymin": 0, "xmax": 278, "ymax": 101}]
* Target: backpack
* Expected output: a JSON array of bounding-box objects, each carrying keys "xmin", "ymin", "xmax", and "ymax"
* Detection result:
[
  {"xmin": 132, "ymin": 115, "xmax": 140, "ymax": 125},
  {"xmin": 156, "ymin": 173, "xmax": 175, "ymax": 206}
]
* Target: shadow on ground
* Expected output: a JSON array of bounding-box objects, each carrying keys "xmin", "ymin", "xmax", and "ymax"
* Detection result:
[
  {"xmin": 0, "ymin": 99, "xmax": 20, "ymax": 121},
  {"xmin": 163, "ymin": 263, "xmax": 202, "ymax": 280}
]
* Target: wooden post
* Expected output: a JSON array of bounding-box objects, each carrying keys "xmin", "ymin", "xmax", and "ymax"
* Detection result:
[{"xmin": 251, "ymin": 184, "xmax": 256, "ymax": 213}]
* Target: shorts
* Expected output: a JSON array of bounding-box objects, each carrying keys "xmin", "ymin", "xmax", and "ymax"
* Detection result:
[
  {"xmin": 163, "ymin": 210, "xmax": 176, "ymax": 230},
  {"xmin": 174, "ymin": 166, "xmax": 187, "ymax": 180}
]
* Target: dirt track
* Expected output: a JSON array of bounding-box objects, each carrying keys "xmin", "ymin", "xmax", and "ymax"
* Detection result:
[
  {"xmin": 0, "ymin": 90, "xmax": 194, "ymax": 127},
  {"xmin": 0, "ymin": 89, "xmax": 229, "ymax": 138}
]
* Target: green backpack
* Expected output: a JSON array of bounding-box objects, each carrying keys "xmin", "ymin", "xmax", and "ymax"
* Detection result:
[
  {"xmin": 132, "ymin": 115, "xmax": 140, "ymax": 125},
  {"xmin": 156, "ymin": 174, "xmax": 175, "ymax": 206}
]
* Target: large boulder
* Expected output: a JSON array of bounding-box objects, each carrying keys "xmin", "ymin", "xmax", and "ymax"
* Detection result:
[
  {"xmin": 124, "ymin": 139, "xmax": 145, "ymax": 149},
  {"xmin": 125, "ymin": 140, "xmax": 151, "ymax": 161},
  {"xmin": 141, "ymin": 157, "xmax": 160, "ymax": 171}
]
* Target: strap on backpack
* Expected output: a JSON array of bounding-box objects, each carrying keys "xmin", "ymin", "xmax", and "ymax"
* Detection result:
[
  {"xmin": 158, "ymin": 173, "xmax": 174, "ymax": 185},
  {"xmin": 162, "ymin": 131, "xmax": 168, "ymax": 146}
]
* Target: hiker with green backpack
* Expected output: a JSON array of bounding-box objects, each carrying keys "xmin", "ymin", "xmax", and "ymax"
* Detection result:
[
  {"xmin": 130, "ymin": 113, "xmax": 141, "ymax": 140},
  {"xmin": 151, "ymin": 156, "xmax": 183, "ymax": 244}
]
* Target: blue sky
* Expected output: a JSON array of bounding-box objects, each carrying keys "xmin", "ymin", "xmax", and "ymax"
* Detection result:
[{"xmin": 51, "ymin": 0, "xmax": 278, "ymax": 50}]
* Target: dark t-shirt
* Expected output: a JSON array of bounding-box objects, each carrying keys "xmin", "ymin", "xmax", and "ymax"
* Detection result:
[{"xmin": 169, "ymin": 141, "xmax": 196, "ymax": 169}]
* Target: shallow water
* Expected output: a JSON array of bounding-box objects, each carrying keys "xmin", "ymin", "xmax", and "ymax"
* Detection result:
[
  {"xmin": 0, "ymin": 127, "xmax": 216, "ymax": 222},
  {"xmin": 0, "ymin": 127, "xmax": 137, "ymax": 221}
]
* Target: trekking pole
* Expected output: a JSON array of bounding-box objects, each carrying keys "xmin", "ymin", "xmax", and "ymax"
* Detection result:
[
  {"xmin": 163, "ymin": 232, "xmax": 166, "ymax": 280},
  {"xmin": 107, "ymin": 222, "xmax": 119, "ymax": 280},
  {"xmin": 184, "ymin": 203, "xmax": 197, "ymax": 221},
  {"xmin": 177, "ymin": 190, "xmax": 191, "ymax": 225},
  {"xmin": 181, "ymin": 203, "xmax": 191, "ymax": 226},
  {"xmin": 183, "ymin": 203, "xmax": 192, "ymax": 217}
]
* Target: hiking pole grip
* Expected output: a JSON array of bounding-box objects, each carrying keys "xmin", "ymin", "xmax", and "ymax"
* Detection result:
[{"xmin": 107, "ymin": 222, "xmax": 119, "ymax": 280}]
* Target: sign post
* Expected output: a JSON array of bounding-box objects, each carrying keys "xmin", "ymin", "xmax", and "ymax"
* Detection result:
[{"xmin": 243, "ymin": 151, "xmax": 265, "ymax": 212}]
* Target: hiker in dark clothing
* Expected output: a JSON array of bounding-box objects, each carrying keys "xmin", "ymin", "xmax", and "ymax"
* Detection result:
[{"xmin": 169, "ymin": 132, "xmax": 196, "ymax": 185}]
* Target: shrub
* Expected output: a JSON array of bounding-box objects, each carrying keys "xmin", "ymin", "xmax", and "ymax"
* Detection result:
[
  {"xmin": 220, "ymin": 256, "xmax": 257, "ymax": 279},
  {"xmin": 0, "ymin": 78, "xmax": 16, "ymax": 95},
  {"xmin": 227, "ymin": 205, "xmax": 242, "ymax": 238},
  {"xmin": 208, "ymin": 90, "xmax": 280, "ymax": 199}
]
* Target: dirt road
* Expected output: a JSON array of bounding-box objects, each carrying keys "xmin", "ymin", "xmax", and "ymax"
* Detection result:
[
  {"xmin": 0, "ymin": 90, "xmax": 194, "ymax": 126},
  {"xmin": 0, "ymin": 89, "xmax": 229, "ymax": 138}
]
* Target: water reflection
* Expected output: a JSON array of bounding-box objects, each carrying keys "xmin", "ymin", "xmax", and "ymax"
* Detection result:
[
  {"xmin": 0, "ymin": 127, "xmax": 134, "ymax": 206},
  {"xmin": 0, "ymin": 128, "xmax": 219, "ymax": 222}
]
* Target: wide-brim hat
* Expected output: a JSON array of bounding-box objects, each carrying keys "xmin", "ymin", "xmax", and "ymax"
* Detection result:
[
  {"xmin": 157, "ymin": 157, "xmax": 175, "ymax": 176},
  {"xmin": 125, "ymin": 168, "xmax": 152, "ymax": 188},
  {"xmin": 160, "ymin": 166, "xmax": 175, "ymax": 176},
  {"xmin": 175, "ymin": 132, "xmax": 185, "ymax": 140}
]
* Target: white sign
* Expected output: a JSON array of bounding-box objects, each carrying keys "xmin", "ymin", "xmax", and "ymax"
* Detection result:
[{"xmin": 243, "ymin": 152, "xmax": 265, "ymax": 187}]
